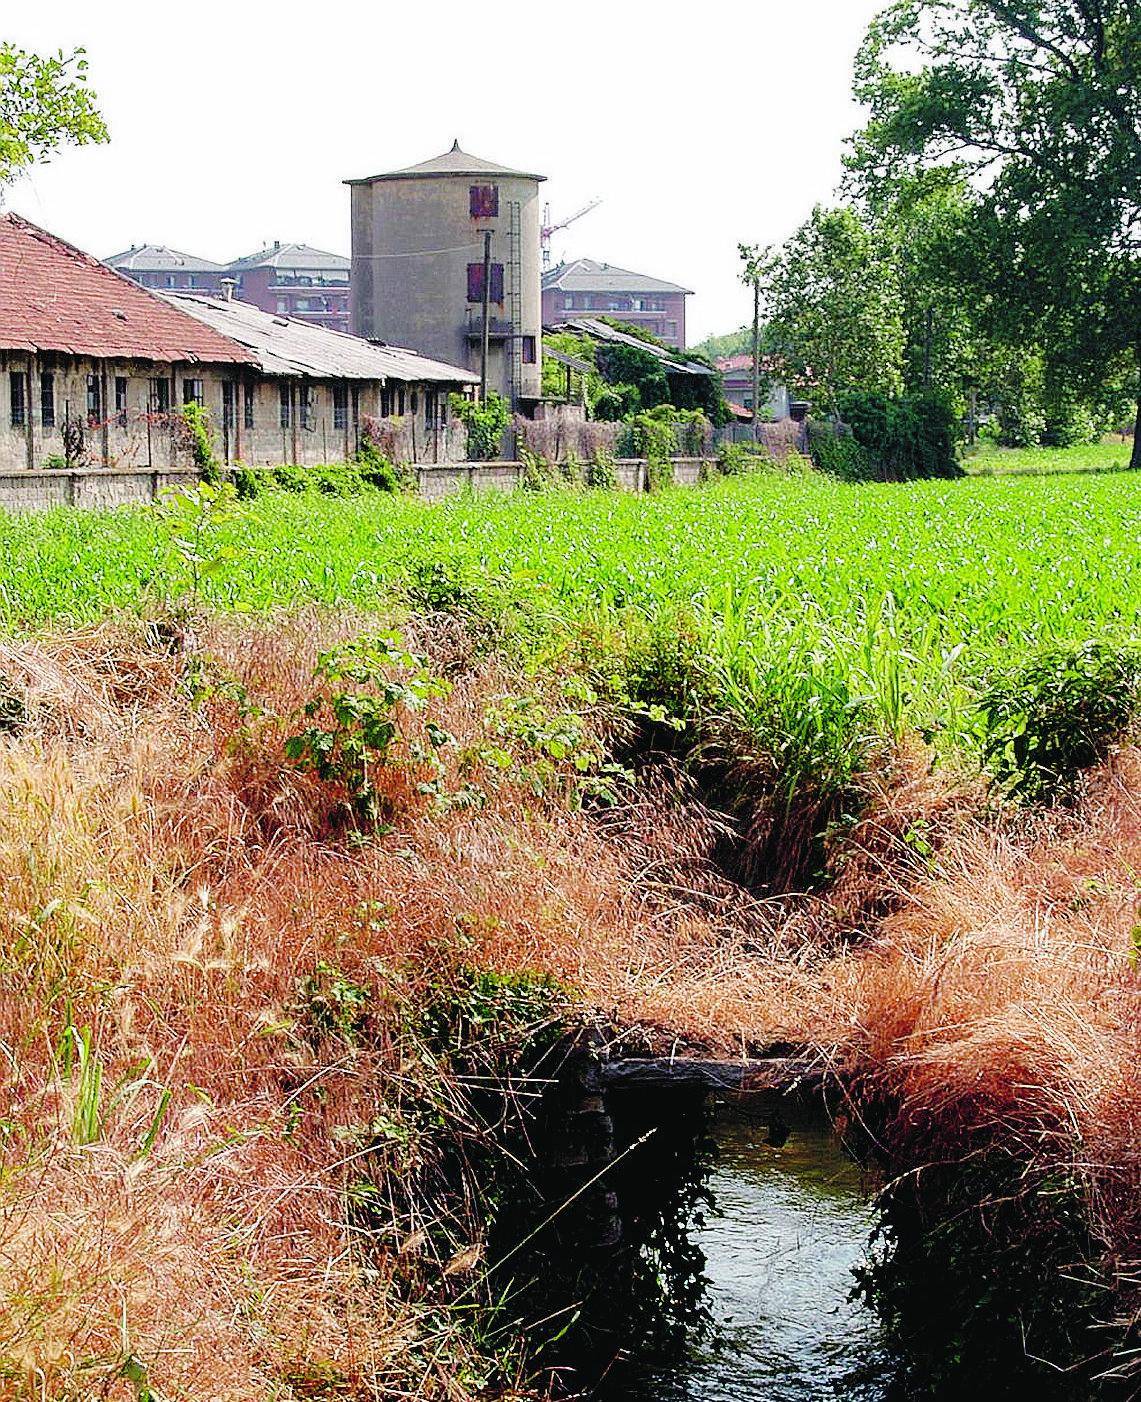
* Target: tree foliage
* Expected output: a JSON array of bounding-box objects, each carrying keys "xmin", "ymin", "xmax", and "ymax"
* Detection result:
[
  {"xmin": 847, "ymin": 0, "xmax": 1141, "ymax": 464},
  {"xmin": 0, "ymin": 43, "xmax": 107, "ymax": 188},
  {"xmin": 765, "ymin": 205, "xmax": 906, "ymax": 411}
]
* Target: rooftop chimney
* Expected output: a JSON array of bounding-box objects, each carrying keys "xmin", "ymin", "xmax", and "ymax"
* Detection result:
[{"xmin": 220, "ymin": 277, "xmax": 237, "ymax": 303}]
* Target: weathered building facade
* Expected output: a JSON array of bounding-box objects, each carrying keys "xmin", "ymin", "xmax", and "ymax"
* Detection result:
[
  {"xmin": 347, "ymin": 142, "xmax": 545, "ymax": 408},
  {"xmin": 1, "ymin": 215, "xmax": 478, "ymax": 486},
  {"xmin": 168, "ymin": 293, "xmax": 478, "ymax": 465},
  {"xmin": 1, "ymin": 216, "xmax": 255, "ymax": 476}
]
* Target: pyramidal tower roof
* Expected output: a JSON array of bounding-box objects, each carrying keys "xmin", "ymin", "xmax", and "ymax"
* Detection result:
[{"xmin": 346, "ymin": 140, "xmax": 545, "ymax": 185}]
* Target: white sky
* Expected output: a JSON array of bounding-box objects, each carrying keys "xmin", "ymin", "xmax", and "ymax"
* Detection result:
[{"xmin": 5, "ymin": 0, "xmax": 884, "ymax": 343}]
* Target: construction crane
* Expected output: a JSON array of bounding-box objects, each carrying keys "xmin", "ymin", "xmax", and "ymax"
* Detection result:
[{"xmin": 541, "ymin": 198, "xmax": 603, "ymax": 270}]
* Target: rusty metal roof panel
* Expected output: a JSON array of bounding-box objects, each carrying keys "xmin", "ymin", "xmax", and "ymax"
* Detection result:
[
  {"xmin": 166, "ymin": 293, "xmax": 479, "ymax": 384},
  {"xmin": 550, "ymin": 318, "xmax": 713, "ymax": 376}
]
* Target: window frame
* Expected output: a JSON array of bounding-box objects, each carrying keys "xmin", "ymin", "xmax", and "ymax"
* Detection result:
[
  {"xmin": 467, "ymin": 261, "xmax": 505, "ymax": 304},
  {"xmin": 333, "ymin": 382, "xmax": 349, "ymax": 431},
  {"xmin": 469, "ymin": 184, "xmax": 499, "ymax": 219},
  {"xmin": 86, "ymin": 374, "xmax": 102, "ymax": 426},
  {"xmin": 10, "ymin": 370, "xmax": 27, "ymax": 430},
  {"xmin": 40, "ymin": 371, "xmax": 55, "ymax": 429}
]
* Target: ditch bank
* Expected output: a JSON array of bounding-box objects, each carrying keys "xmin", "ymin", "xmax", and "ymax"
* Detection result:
[{"xmin": 499, "ymin": 1029, "xmax": 1137, "ymax": 1400}]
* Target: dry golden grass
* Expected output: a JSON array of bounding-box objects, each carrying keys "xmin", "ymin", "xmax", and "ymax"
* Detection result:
[{"xmin": 0, "ymin": 614, "xmax": 1136, "ymax": 1396}]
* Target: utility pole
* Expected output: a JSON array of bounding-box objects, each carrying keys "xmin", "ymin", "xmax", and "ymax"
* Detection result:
[
  {"xmin": 751, "ymin": 277, "xmax": 761, "ymax": 444},
  {"xmin": 739, "ymin": 242, "xmax": 773, "ymax": 445},
  {"xmin": 480, "ymin": 229, "xmax": 492, "ymax": 403}
]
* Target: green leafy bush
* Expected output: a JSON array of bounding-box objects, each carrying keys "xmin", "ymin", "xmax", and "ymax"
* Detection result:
[
  {"xmin": 806, "ymin": 418, "xmax": 874, "ymax": 480},
  {"xmin": 405, "ymin": 558, "xmax": 483, "ymax": 615},
  {"xmin": 979, "ymin": 641, "xmax": 1141, "ymax": 800},
  {"xmin": 355, "ymin": 434, "xmax": 401, "ymax": 491},
  {"xmin": 283, "ymin": 633, "xmax": 452, "ymax": 829},
  {"xmin": 837, "ymin": 390, "xmax": 960, "ymax": 479},
  {"xmin": 180, "ymin": 402, "xmax": 219, "ymax": 483},
  {"xmin": 450, "ymin": 392, "xmax": 510, "ymax": 461}
]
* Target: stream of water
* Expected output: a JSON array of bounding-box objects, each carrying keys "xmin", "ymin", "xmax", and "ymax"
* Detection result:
[{"xmin": 608, "ymin": 1100, "xmax": 893, "ymax": 1401}]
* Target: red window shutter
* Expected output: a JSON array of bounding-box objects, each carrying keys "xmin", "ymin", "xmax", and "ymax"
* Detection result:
[
  {"xmin": 470, "ymin": 185, "xmax": 499, "ymax": 219},
  {"xmin": 467, "ymin": 263, "xmax": 483, "ymax": 302},
  {"xmin": 490, "ymin": 263, "xmax": 504, "ymax": 303}
]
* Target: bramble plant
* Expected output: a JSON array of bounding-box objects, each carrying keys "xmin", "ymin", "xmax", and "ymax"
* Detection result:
[
  {"xmin": 283, "ymin": 633, "xmax": 452, "ymax": 829},
  {"xmin": 979, "ymin": 641, "xmax": 1141, "ymax": 802}
]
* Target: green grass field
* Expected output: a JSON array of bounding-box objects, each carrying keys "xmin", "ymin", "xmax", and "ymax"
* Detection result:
[
  {"xmin": 2, "ymin": 469, "xmax": 1138, "ymax": 776},
  {"xmin": 963, "ymin": 438, "xmax": 1134, "ymax": 475}
]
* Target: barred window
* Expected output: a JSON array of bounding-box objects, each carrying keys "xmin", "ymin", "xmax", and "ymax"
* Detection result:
[{"xmin": 9, "ymin": 371, "xmax": 26, "ymax": 429}]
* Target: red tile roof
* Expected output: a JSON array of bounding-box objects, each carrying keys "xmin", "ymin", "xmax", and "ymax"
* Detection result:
[{"xmin": 0, "ymin": 214, "xmax": 255, "ymax": 365}]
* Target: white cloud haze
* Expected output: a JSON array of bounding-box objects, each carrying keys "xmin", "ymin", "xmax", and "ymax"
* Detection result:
[{"xmin": 5, "ymin": 0, "xmax": 884, "ymax": 342}]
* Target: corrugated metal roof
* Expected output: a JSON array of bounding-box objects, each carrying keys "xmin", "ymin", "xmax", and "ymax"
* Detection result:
[
  {"xmin": 227, "ymin": 242, "xmax": 350, "ymax": 273},
  {"xmin": 166, "ymin": 293, "xmax": 479, "ymax": 384},
  {"xmin": 105, "ymin": 244, "xmax": 228, "ymax": 274},
  {"xmin": 542, "ymin": 258, "xmax": 691, "ymax": 296},
  {"xmin": 346, "ymin": 139, "xmax": 544, "ymax": 185},
  {"xmin": 0, "ymin": 215, "xmax": 256, "ymax": 365},
  {"xmin": 548, "ymin": 318, "xmax": 713, "ymax": 376}
]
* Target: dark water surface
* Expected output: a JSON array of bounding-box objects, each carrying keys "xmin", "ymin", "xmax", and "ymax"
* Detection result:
[{"xmin": 607, "ymin": 1101, "xmax": 892, "ymax": 1401}]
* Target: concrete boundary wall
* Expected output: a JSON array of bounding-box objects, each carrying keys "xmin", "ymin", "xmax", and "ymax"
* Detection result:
[
  {"xmin": 0, "ymin": 467, "xmax": 200, "ymax": 512},
  {"xmin": 0, "ymin": 458, "xmax": 716, "ymax": 513},
  {"xmin": 418, "ymin": 456, "xmax": 709, "ymax": 500}
]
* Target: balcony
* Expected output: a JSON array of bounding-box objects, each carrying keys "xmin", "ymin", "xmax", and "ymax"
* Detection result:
[{"xmin": 463, "ymin": 315, "xmax": 514, "ymax": 340}]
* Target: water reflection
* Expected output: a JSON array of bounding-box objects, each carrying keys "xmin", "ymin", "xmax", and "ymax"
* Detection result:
[{"xmin": 605, "ymin": 1100, "xmax": 891, "ymax": 1402}]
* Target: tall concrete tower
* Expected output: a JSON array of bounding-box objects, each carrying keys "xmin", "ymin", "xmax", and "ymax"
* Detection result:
[{"xmin": 347, "ymin": 142, "xmax": 545, "ymax": 407}]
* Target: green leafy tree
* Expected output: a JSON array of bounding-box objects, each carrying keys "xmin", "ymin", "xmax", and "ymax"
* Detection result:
[
  {"xmin": 848, "ymin": 0, "xmax": 1141, "ymax": 466},
  {"xmin": 0, "ymin": 43, "xmax": 107, "ymax": 187},
  {"xmin": 765, "ymin": 206, "xmax": 906, "ymax": 412}
]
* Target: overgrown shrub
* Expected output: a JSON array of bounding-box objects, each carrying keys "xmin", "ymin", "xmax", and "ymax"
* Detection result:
[
  {"xmin": 979, "ymin": 641, "xmax": 1141, "ymax": 800},
  {"xmin": 360, "ymin": 414, "xmax": 413, "ymax": 465},
  {"xmin": 450, "ymin": 393, "xmax": 510, "ymax": 461},
  {"xmin": 837, "ymin": 390, "xmax": 960, "ymax": 480},
  {"xmin": 355, "ymin": 436, "xmax": 400, "ymax": 492},
  {"xmin": 180, "ymin": 402, "xmax": 219, "ymax": 483},
  {"xmin": 714, "ymin": 441, "xmax": 777, "ymax": 477},
  {"xmin": 806, "ymin": 418, "xmax": 874, "ymax": 480}
]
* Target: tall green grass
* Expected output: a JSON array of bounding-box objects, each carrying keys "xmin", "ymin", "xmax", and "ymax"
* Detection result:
[{"xmin": 1, "ymin": 471, "xmax": 1137, "ymax": 773}]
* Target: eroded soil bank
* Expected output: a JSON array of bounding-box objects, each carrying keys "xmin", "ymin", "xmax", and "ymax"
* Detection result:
[{"xmin": 0, "ymin": 611, "xmax": 1136, "ymax": 1398}]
